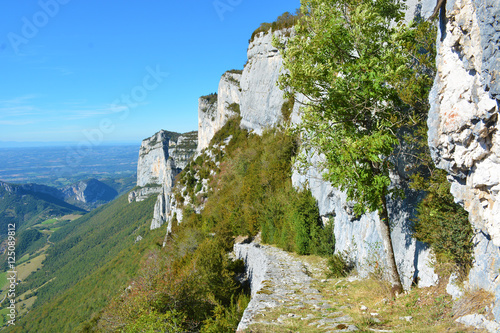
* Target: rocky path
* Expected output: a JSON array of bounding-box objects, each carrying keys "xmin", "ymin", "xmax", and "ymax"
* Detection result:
[{"xmin": 234, "ymin": 238, "xmax": 358, "ymax": 332}]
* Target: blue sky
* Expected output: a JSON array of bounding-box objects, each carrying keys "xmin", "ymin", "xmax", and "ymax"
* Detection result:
[{"xmin": 0, "ymin": 0, "xmax": 300, "ymax": 146}]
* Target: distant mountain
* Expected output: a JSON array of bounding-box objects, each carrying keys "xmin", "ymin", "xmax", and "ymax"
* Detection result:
[
  {"xmin": 0, "ymin": 178, "xmax": 121, "ymax": 234},
  {"xmin": 62, "ymin": 178, "xmax": 119, "ymax": 210},
  {"xmin": 0, "ymin": 181, "xmax": 85, "ymax": 236}
]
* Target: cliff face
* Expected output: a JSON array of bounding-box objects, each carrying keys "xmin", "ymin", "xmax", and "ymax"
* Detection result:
[
  {"xmin": 136, "ymin": 130, "xmax": 178, "ymax": 188},
  {"xmin": 194, "ymin": 24, "xmax": 436, "ymax": 288},
  {"xmin": 130, "ymin": 130, "xmax": 197, "ymax": 229},
  {"xmin": 198, "ymin": 72, "xmax": 241, "ymax": 151},
  {"xmin": 196, "ymin": 30, "xmax": 293, "ymax": 150},
  {"xmin": 239, "ymin": 30, "xmax": 290, "ymax": 134},
  {"xmin": 62, "ymin": 179, "xmax": 118, "ymax": 210},
  {"xmin": 428, "ymin": 0, "xmax": 500, "ymax": 320}
]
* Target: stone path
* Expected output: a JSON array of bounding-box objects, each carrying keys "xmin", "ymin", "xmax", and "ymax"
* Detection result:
[{"xmin": 235, "ymin": 239, "xmax": 358, "ymax": 332}]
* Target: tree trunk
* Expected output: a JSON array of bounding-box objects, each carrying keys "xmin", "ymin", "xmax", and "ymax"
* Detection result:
[{"xmin": 379, "ymin": 195, "xmax": 404, "ymax": 296}]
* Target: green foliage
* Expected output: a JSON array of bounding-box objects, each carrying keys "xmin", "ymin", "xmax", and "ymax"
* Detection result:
[
  {"xmin": 7, "ymin": 193, "xmax": 158, "ymax": 333},
  {"xmin": 411, "ymin": 170, "xmax": 473, "ymax": 277},
  {"xmin": 277, "ymin": 0, "xmax": 442, "ymax": 292},
  {"xmin": 227, "ymin": 102, "xmax": 241, "ymax": 114},
  {"xmin": 123, "ymin": 310, "xmax": 187, "ymax": 333},
  {"xmin": 226, "ymin": 69, "xmax": 243, "ymax": 75},
  {"xmin": 201, "ymin": 294, "xmax": 250, "ymax": 333},
  {"xmin": 203, "ymin": 121, "xmax": 333, "ymax": 256},
  {"xmin": 279, "ymin": 0, "xmax": 415, "ymax": 215},
  {"xmin": 98, "ymin": 224, "xmax": 248, "ymax": 333},
  {"xmin": 281, "ymin": 96, "xmax": 295, "ymax": 123},
  {"xmin": 16, "ymin": 229, "xmax": 45, "ymax": 256},
  {"xmin": 327, "ymin": 252, "xmax": 352, "ymax": 278},
  {"xmin": 201, "ymin": 93, "xmax": 218, "ymax": 106},
  {"xmin": 249, "ymin": 11, "xmax": 302, "ymax": 43}
]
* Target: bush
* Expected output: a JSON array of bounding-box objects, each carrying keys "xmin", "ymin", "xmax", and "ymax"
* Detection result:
[
  {"xmin": 327, "ymin": 252, "xmax": 353, "ymax": 278},
  {"xmin": 249, "ymin": 11, "xmax": 302, "ymax": 43},
  {"xmin": 412, "ymin": 170, "xmax": 473, "ymax": 277},
  {"xmin": 281, "ymin": 96, "xmax": 294, "ymax": 123}
]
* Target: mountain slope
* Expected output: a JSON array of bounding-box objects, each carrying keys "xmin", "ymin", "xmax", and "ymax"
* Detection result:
[
  {"xmin": 5, "ymin": 192, "xmax": 158, "ymax": 333},
  {"xmin": 0, "ymin": 181, "xmax": 85, "ymax": 236}
]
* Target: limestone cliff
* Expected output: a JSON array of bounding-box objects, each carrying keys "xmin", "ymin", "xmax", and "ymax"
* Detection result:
[
  {"xmin": 196, "ymin": 30, "xmax": 294, "ymax": 151},
  {"xmin": 198, "ymin": 72, "xmax": 241, "ymax": 151},
  {"xmin": 128, "ymin": 130, "xmax": 197, "ymax": 229},
  {"xmin": 62, "ymin": 179, "xmax": 118, "ymax": 210},
  {"xmin": 239, "ymin": 29, "xmax": 291, "ymax": 134},
  {"xmin": 428, "ymin": 0, "xmax": 500, "ymax": 321}
]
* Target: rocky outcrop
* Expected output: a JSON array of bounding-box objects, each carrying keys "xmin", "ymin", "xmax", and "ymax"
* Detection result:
[
  {"xmin": 198, "ymin": 73, "xmax": 242, "ymax": 151},
  {"xmin": 62, "ymin": 179, "xmax": 118, "ymax": 210},
  {"xmin": 198, "ymin": 94, "xmax": 218, "ymax": 151},
  {"xmin": 292, "ymin": 153, "xmax": 437, "ymax": 290},
  {"xmin": 170, "ymin": 131, "xmax": 198, "ymax": 170},
  {"xmin": 130, "ymin": 130, "xmax": 197, "ymax": 229},
  {"xmin": 239, "ymin": 29, "xmax": 291, "ymax": 134},
  {"xmin": 196, "ymin": 30, "xmax": 295, "ymax": 151},
  {"xmin": 136, "ymin": 130, "xmax": 179, "ymax": 188},
  {"xmin": 428, "ymin": 0, "xmax": 500, "ymax": 322}
]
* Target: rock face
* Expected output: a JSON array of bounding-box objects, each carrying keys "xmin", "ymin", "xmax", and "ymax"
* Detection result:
[
  {"xmin": 196, "ymin": 30, "xmax": 294, "ymax": 151},
  {"xmin": 62, "ymin": 179, "xmax": 118, "ymax": 210},
  {"xmin": 130, "ymin": 130, "xmax": 197, "ymax": 229},
  {"xmin": 239, "ymin": 30, "xmax": 290, "ymax": 134},
  {"xmin": 427, "ymin": 0, "xmax": 500, "ymax": 321},
  {"xmin": 136, "ymin": 130, "xmax": 179, "ymax": 188},
  {"xmin": 198, "ymin": 73, "xmax": 242, "ymax": 151},
  {"xmin": 292, "ymin": 153, "xmax": 437, "ymax": 290}
]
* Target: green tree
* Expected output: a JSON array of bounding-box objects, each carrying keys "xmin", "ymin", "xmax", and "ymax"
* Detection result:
[{"xmin": 277, "ymin": 0, "xmax": 434, "ymax": 293}]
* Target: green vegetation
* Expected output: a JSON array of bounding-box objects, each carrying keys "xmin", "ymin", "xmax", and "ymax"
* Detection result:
[
  {"xmin": 201, "ymin": 93, "xmax": 218, "ymax": 106},
  {"xmin": 277, "ymin": 0, "xmax": 441, "ymax": 293},
  {"xmin": 281, "ymin": 96, "xmax": 294, "ymax": 123},
  {"xmin": 6, "ymin": 193, "xmax": 157, "ymax": 333},
  {"xmin": 186, "ymin": 117, "xmax": 334, "ymax": 256},
  {"xmin": 97, "ymin": 221, "xmax": 249, "ymax": 332},
  {"xmin": 227, "ymin": 102, "xmax": 240, "ymax": 114},
  {"xmin": 249, "ymin": 11, "xmax": 302, "ymax": 43},
  {"xmin": 0, "ymin": 184, "xmax": 84, "ymax": 238}
]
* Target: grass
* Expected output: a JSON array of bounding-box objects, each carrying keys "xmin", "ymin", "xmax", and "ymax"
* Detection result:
[
  {"xmin": 0, "ymin": 272, "xmax": 7, "ymax": 290},
  {"xmin": 41, "ymin": 219, "xmax": 58, "ymax": 225},
  {"xmin": 60, "ymin": 214, "xmax": 83, "ymax": 221},
  {"xmin": 17, "ymin": 253, "xmax": 45, "ymax": 282},
  {"xmin": 17, "ymin": 254, "xmax": 29, "ymax": 265}
]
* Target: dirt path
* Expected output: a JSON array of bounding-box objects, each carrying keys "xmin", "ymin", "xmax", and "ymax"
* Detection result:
[{"xmin": 235, "ymin": 239, "xmax": 358, "ymax": 332}]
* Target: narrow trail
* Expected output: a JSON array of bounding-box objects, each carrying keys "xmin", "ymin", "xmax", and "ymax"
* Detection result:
[{"xmin": 235, "ymin": 239, "xmax": 358, "ymax": 332}]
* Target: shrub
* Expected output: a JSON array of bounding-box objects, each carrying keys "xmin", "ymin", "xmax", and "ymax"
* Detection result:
[
  {"xmin": 249, "ymin": 11, "xmax": 302, "ymax": 43},
  {"xmin": 412, "ymin": 170, "xmax": 473, "ymax": 277},
  {"xmin": 281, "ymin": 96, "xmax": 295, "ymax": 123},
  {"xmin": 327, "ymin": 252, "xmax": 353, "ymax": 278},
  {"xmin": 227, "ymin": 103, "xmax": 240, "ymax": 114}
]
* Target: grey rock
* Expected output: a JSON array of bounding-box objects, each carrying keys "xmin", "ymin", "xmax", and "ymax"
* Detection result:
[
  {"xmin": 456, "ymin": 314, "xmax": 500, "ymax": 332},
  {"xmin": 62, "ymin": 178, "xmax": 117, "ymax": 209},
  {"xmin": 198, "ymin": 73, "xmax": 241, "ymax": 151},
  {"xmin": 428, "ymin": 0, "xmax": 500, "ymax": 323}
]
